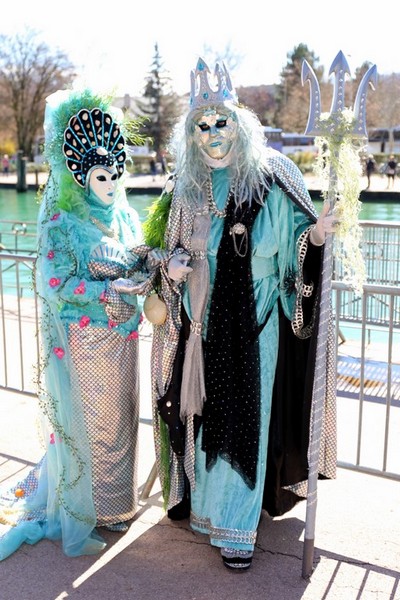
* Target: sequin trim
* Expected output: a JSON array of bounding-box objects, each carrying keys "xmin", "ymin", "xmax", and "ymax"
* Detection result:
[
  {"xmin": 191, "ymin": 250, "xmax": 206, "ymax": 260},
  {"xmin": 191, "ymin": 511, "xmax": 257, "ymax": 545},
  {"xmin": 292, "ymin": 226, "xmax": 317, "ymax": 339}
]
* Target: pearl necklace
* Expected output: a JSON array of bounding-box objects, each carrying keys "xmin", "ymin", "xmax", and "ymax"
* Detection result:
[{"xmin": 89, "ymin": 216, "xmax": 120, "ymax": 241}]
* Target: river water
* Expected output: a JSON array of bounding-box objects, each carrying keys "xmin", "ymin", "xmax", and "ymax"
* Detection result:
[
  {"xmin": 1, "ymin": 188, "xmax": 400, "ymax": 226},
  {"xmin": 1, "ymin": 188, "xmax": 399, "ymax": 296},
  {"xmin": 0, "ymin": 189, "xmax": 156, "ymax": 225},
  {"xmin": 1, "ymin": 186, "xmax": 399, "ymax": 256}
]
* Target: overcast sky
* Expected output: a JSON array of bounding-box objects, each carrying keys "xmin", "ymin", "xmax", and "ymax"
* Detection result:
[{"xmin": 3, "ymin": 0, "xmax": 396, "ymax": 100}]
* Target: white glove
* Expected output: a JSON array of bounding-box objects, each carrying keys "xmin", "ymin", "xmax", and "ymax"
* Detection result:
[
  {"xmin": 110, "ymin": 277, "xmax": 147, "ymax": 295},
  {"xmin": 168, "ymin": 253, "xmax": 193, "ymax": 282},
  {"xmin": 310, "ymin": 202, "xmax": 338, "ymax": 246}
]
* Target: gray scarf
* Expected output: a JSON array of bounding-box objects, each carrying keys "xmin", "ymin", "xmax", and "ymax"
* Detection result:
[{"xmin": 179, "ymin": 209, "xmax": 210, "ymax": 420}]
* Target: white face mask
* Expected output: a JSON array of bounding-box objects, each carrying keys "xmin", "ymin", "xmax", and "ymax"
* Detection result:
[
  {"xmin": 193, "ymin": 108, "xmax": 238, "ymax": 160},
  {"xmin": 88, "ymin": 166, "xmax": 119, "ymax": 205}
]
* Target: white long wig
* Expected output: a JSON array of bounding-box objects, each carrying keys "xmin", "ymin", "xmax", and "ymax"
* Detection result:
[{"xmin": 168, "ymin": 101, "xmax": 273, "ymax": 209}]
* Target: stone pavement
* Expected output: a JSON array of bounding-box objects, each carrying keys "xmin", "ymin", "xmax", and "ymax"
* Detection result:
[{"xmin": 1, "ymin": 326, "xmax": 399, "ymax": 600}]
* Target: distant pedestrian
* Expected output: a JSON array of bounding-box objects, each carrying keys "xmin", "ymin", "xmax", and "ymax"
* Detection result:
[
  {"xmin": 150, "ymin": 157, "xmax": 157, "ymax": 181},
  {"xmin": 160, "ymin": 152, "xmax": 168, "ymax": 175},
  {"xmin": 365, "ymin": 154, "xmax": 376, "ymax": 189},
  {"xmin": 385, "ymin": 155, "xmax": 397, "ymax": 189},
  {"xmin": 2, "ymin": 154, "xmax": 9, "ymax": 176}
]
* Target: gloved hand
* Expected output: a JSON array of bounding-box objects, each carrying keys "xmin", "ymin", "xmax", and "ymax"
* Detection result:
[
  {"xmin": 146, "ymin": 248, "xmax": 169, "ymax": 271},
  {"xmin": 109, "ymin": 277, "xmax": 148, "ymax": 295},
  {"xmin": 310, "ymin": 202, "xmax": 338, "ymax": 246},
  {"xmin": 168, "ymin": 253, "xmax": 193, "ymax": 282}
]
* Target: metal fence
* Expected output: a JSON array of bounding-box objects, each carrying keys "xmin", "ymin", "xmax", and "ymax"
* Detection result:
[
  {"xmin": 0, "ymin": 219, "xmax": 37, "ymax": 255},
  {"xmin": 333, "ymin": 221, "xmax": 400, "ymax": 329},
  {"xmin": 0, "ymin": 220, "xmax": 399, "ymax": 481}
]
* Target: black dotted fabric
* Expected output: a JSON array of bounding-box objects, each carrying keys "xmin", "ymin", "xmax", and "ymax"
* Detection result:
[{"xmin": 202, "ymin": 194, "xmax": 263, "ymax": 490}]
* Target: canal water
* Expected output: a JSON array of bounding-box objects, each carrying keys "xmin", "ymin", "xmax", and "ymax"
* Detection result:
[
  {"xmin": 1, "ymin": 188, "xmax": 399, "ymax": 297},
  {"xmin": 0, "ymin": 189, "xmax": 156, "ymax": 227},
  {"xmin": 0, "ymin": 190, "xmax": 159, "ymax": 295},
  {"xmin": 1, "ymin": 188, "xmax": 399, "ymax": 228}
]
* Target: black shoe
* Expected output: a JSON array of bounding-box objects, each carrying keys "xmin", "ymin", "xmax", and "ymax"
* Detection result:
[
  {"xmin": 167, "ymin": 495, "xmax": 190, "ymax": 520},
  {"xmin": 221, "ymin": 548, "xmax": 253, "ymax": 571},
  {"xmin": 167, "ymin": 476, "xmax": 191, "ymax": 520}
]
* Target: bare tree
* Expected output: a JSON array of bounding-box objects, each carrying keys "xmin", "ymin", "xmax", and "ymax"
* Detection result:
[
  {"xmin": 201, "ymin": 41, "xmax": 245, "ymax": 73},
  {"xmin": 366, "ymin": 73, "xmax": 400, "ymax": 152},
  {"xmin": 0, "ymin": 28, "xmax": 75, "ymax": 159},
  {"xmin": 237, "ymin": 85, "xmax": 277, "ymax": 125}
]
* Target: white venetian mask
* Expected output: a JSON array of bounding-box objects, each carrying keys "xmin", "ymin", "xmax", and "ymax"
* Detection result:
[{"xmin": 88, "ymin": 165, "xmax": 119, "ymax": 206}]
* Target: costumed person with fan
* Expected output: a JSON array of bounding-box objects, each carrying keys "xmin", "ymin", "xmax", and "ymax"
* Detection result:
[
  {"xmin": 0, "ymin": 88, "xmax": 163, "ymax": 561},
  {"xmin": 144, "ymin": 58, "xmax": 337, "ymax": 571}
]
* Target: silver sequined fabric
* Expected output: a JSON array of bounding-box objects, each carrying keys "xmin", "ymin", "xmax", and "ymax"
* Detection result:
[
  {"xmin": 69, "ymin": 323, "xmax": 139, "ymax": 524},
  {"xmin": 266, "ymin": 148, "xmax": 319, "ymax": 219}
]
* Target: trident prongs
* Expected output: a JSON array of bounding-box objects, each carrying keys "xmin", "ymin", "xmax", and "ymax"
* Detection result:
[
  {"xmin": 302, "ymin": 60, "xmax": 322, "ymax": 136},
  {"xmin": 303, "ymin": 50, "xmax": 377, "ymax": 140},
  {"xmin": 328, "ymin": 50, "xmax": 351, "ymax": 119},
  {"xmin": 353, "ymin": 64, "xmax": 378, "ymax": 137}
]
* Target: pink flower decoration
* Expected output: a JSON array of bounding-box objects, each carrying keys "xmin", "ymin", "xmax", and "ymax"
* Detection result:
[
  {"xmin": 79, "ymin": 315, "xmax": 90, "ymax": 328},
  {"xmin": 127, "ymin": 330, "xmax": 139, "ymax": 340},
  {"xmin": 53, "ymin": 347, "xmax": 65, "ymax": 359},
  {"xmin": 49, "ymin": 277, "xmax": 61, "ymax": 288},
  {"xmin": 108, "ymin": 319, "xmax": 118, "ymax": 329},
  {"xmin": 50, "ymin": 213, "xmax": 60, "ymax": 221},
  {"xmin": 99, "ymin": 290, "xmax": 106, "ymax": 302},
  {"xmin": 49, "ymin": 433, "xmax": 55, "ymax": 444},
  {"xmin": 74, "ymin": 281, "xmax": 86, "ymax": 295},
  {"xmin": 47, "ymin": 250, "xmax": 55, "ymax": 259}
]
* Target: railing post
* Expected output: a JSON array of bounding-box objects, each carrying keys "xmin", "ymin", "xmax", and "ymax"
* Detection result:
[{"xmin": 16, "ymin": 151, "xmax": 27, "ymax": 193}]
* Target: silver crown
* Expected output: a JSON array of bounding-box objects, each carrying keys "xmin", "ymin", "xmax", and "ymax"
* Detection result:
[{"xmin": 189, "ymin": 57, "xmax": 238, "ymax": 111}]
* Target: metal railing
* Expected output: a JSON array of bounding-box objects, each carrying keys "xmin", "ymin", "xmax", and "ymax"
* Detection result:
[
  {"xmin": 333, "ymin": 281, "xmax": 400, "ymax": 481},
  {"xmin": 0, "ymin": 252, "xmax": 38, "ymax": 396},
  {"xmin": 1, "ymin": 221, "xmax": 399, "ymax": 481},
  {"xmin": 0, "ymin": 220, "xmax": 37, "ymax": 255}
]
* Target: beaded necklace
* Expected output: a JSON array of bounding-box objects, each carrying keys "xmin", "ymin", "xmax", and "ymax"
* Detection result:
[
  {"xmin": 206, "ymin": 178, "xmax": 249, "ymax": 257},
  {"xmin": 206, "ymin": 178, "xmax": 227, "ymax": 219},
  {"xmin": 89, "ymin": 216, "xmax": 120, "ymax": 242}
]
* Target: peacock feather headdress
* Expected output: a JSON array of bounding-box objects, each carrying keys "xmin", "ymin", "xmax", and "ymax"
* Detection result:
[
  {"xmin": 63, "ymin": 107, "xmax": 126, "ymax": 188},
  {"xmin": 40, "ymin": 88, "xmax": 145, "ymax": 217}
]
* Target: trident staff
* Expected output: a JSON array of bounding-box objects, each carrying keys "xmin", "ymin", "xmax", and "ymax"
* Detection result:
[{"xmin": 301, "ymin": 50, "xmax": 377, "ymax": 579}]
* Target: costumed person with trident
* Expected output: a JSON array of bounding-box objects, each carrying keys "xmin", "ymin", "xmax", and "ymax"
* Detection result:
[
  {"xmin": 301, "ymin": 51, "xmax": 377, "ymax": 578},
  {"xmin": 0, "ymin": 88, "xmax": 164, "ymax": 560},
  {"xmin": 144, "ymin": 57, "xmax": 337, "ymax": 571}
]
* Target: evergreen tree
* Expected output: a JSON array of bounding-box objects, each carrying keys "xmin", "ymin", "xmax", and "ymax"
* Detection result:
[
  {"xmin": 136, "ymin": 43, "xmax": 182, "ymax": 160},
  {"xmin": 274, "ymin": 44, "xmax": 323, "ymax": 133}
]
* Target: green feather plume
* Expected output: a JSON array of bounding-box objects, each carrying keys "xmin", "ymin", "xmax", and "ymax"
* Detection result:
[{"xmin": 142, "ymin": 191, "xmax": 173, "ymax": 248}]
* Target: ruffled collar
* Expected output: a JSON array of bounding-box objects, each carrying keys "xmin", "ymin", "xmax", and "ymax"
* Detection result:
[{"xmin": 86, "ymin": 188, "xmax": 115, "ymax": 226}]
